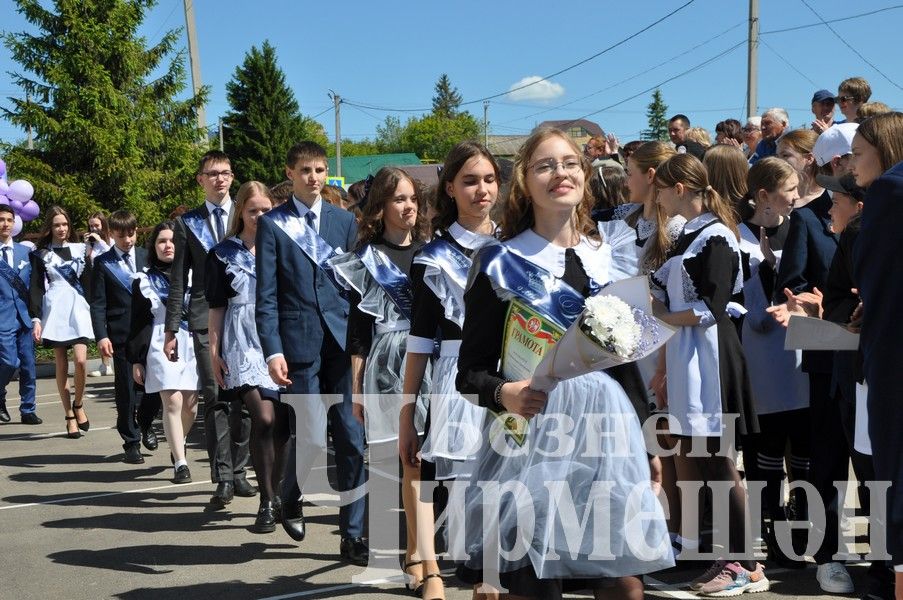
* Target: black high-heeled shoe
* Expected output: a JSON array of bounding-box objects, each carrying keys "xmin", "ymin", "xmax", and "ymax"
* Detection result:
[
  {"xmin": 64, "ymin": 415, "xmax": 82, "ymax": 439},
  {"xmin": 72, "ymin": 402, "xmax": 89, "ymax": 432}
]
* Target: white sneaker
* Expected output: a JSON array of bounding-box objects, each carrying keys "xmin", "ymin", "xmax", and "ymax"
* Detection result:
[
  {"xmin": 87, "ymin": 370, "xmax": 103, "ymax": 378},
  {"xmin": 816, "ymin": 562, "xmax": 854, "ymax": 594}
]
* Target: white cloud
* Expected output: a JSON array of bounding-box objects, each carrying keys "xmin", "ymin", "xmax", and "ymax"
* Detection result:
[{"xmin": 506, "ymin": 76, "xmax": 565, "ymax": 102}]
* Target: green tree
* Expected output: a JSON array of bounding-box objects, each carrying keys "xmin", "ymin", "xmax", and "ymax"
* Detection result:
[
  {"xmin": 401, "ymin": 113, "xmax": 481, "ymax": 162},
  {"xmin": 642, "ymin": 89, "xmax": 670, "ymax": 141},
  {"xmin": 2, "ymin": 0, "xmax": 207, "ymax": 226},
  {"xmin": 431, "ymin": 74, "xmax": 463, "ymax": 119},
  {"xmin": 375, "ymin": 115, "xmax": 405, "ymax": 153},
  {"xmin": 223, "ymin": 41, "xmax": 327, "ymax": 185}
]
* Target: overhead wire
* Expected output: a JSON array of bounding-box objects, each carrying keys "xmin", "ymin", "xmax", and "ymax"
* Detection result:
[
  {"xmin": 760, "ymin": 4, "xmax": 903, "ymax": 34},
  {"xmin": 759, "ymin": 38, "xmax": 820, "ymax": 88}
]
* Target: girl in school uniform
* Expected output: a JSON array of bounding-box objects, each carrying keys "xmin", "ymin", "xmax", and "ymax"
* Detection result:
[
  {"xmin": 127, "ymin": 221, "xmax": 199, "ymax": 483},
  {"xmin": 30, "ymin": 206, "xmax": 94, "ymax": 438},
  {"xmin": 207, "ymin": 181, "xmax": 289, "ymax": 533}
]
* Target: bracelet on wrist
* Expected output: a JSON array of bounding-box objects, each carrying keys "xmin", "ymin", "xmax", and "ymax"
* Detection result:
[{"xmin": 492, "ymin": 380, "xmax": 508, "ymax": 412}]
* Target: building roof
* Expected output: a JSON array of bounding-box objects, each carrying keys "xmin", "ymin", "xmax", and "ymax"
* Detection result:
[
  {"xmin": 327, "ymin": 153, "xmax": 422, "ymax": 185},
  {"xmin": 537, "ymin": 119, "xmax": 605, "ymax": 137},
  {"xmin": 486, "ymin": 134, "xmax": 528, "ymax": 157}
]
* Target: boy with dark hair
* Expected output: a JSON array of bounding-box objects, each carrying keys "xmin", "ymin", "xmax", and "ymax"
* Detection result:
[
  {"xmin": 164, "ymin": 150, "xmax": 253, "ymax": 504},
  {"xmin": 90, "ymin": 210, "xmax": 160, "ymax": 463},
  {"xmin": 836, "ymin": 77, "xmax": 872, "ymax": 122},
  {"xmin": 256, "ymin": 140, "xmax": 368, "ymax": 564},
  {"xmin": 0, "ymin": 204, "xmax": 41, "ymax": 425}
]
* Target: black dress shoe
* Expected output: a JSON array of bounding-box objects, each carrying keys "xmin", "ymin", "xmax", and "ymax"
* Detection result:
[
  {"xmin": 21, "ymin": 412, "xmax": 42, "ymax": 425},
  {"xmin": 141, "ymin": 427, "xmax": 158, "ymax": 451},
  {"xmin": 340, "ymin": 537, "xmax": 369, "ymax": 566},
  {"xmin": 211, "ymin": 481, "xmax": 234, "ymax": 505},
  {"xmin": 272, "ymin": 496, "xmax": 282, "ymax": 523},
  {"xmin": 233, "ymin": 478, "xmax": 258, "ymax": 497},
  {"xmin": 281, "ymin": 501, "xmax": 305, "ymax": 541},
  {"xmin": 123, "ymin": 444, "xmax": 144, "ymax": 464},
  {"xmin": 0, "ymin": 405, "xmax": 10, "ymax": 423},
  {"xmin": 172, "ymin": 465, "xmax": 192, "ymax": 484},
  {"xmin": 253, "ymin": 500, "xmax": 277, "ymax": 533}
]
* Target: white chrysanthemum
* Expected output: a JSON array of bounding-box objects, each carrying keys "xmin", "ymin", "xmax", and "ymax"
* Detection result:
[{"xmin": 582, "ymin": 295, "xmax": 642, "ymax": 358}]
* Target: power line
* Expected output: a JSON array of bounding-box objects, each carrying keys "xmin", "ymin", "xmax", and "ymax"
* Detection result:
[
  {"xmin": 342, "ymin": 0, "xmax": 697, "ymax": 114},
  {"xmin": 759, "ymin": 38, "xmax": 820, "ymax": 88},
  {"xmin": 309, "ymin": 106, "xmax": 334, "ymax": 120},
  {"xmin": 761, "ymin": 4, "xmax": 903, "ymax": 34},
  {"xmin": 496, "ymin": 21, "xmax": 745, "ymax": 126},
  {"xmin": 799, "ymin": 0, "xmax": 903, "ymax": 91}
]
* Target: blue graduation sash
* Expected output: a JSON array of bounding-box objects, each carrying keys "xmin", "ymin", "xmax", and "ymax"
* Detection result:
[
  {"xmin": 182, "ymin": 210, "xmax": 217, "ymax": 253},
  {"xmin": 98, "ymin": 252, "xmax": 134, "ymax": 294},
  {"xmin": 415, "ymin": 237, "xmax": 472, "ymax": 294},
  {"xmin": 0, "ymin": 258, "xmax": 28, "ymax": 305},
  {"xmin": 146, "ymin": 268, "xmax": 189, "ymax": 330},
  {"xmin": 268, "ymin": 208, "xmax": 344, "ymax": 291},
  {"xmin": 356, "ymin": 244, "xmax": 413, "ymax": 321},
  {"xmin": 212, "ymin": 238, "xmax": 256, "ymax": 277},
  {"xmin": 40, "ymin": 249, "xmax": 85, "ymax": 297}
]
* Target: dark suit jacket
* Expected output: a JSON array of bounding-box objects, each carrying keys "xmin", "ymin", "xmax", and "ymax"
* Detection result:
[
  {"xmin": 90, "ymin": 246, "xmax": 148, "ymax": 346},
  {"xmin": 29, "ymin": 245, "xmax": 90, "ymax": 321},
  {"xmin": 166, "ymin": 204, "xmax": 219, "ymax": 332},
  {"xmin": 255, "ymin": 200, "xmax": 356, "ymax": 363},
  {"xmin": 0, "ymin": 243, "xmax": 34, "ymax": 331},
  {"xmin": 854, "ymin": 160, "xmax": 903, "ymax": 566}
]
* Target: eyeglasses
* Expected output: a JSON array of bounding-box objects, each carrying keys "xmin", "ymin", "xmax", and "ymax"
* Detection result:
[
  {"xmin": 741, "ymin": 126, "xmax": 760, "ymax": 133},
  {"xmin": 530, "ymin": 157, "xmax": 583, "ymax": 176},
  {"xmin": 836, "ymin": 96, "xmax": 854, "ymax": 103},
  {"xmin": 202, "ymin": 170, "xmax": 233, "ymax": 179}
]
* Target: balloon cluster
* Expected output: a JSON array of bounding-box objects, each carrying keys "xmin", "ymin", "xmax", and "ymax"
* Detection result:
[{"xmin": 0, "ymin": 158, "xmax": 41, "ymax": 236}]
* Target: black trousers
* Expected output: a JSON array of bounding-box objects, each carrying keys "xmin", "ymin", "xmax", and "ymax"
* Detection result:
[
  {"xmin": 112, "ymin": 343, "xmax": 160, "ymax": 449},
  {"xmin": 194, "ymin": 329, "xmax": 251, "ymax": 483}
]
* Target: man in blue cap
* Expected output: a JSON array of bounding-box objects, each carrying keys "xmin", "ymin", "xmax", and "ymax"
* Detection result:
[{"xmin": 811, "ymin": 89, "xmax": 836, "ymax": 133}]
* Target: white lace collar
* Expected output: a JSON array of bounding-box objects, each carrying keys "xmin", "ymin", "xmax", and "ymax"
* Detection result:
[
  {"xmin": 448, "ymin": 221, "xmax": 495, "ymax": 249},
  {"xmin": 505, "ymin": 228, "xmax": 611, "ymax": 285}
]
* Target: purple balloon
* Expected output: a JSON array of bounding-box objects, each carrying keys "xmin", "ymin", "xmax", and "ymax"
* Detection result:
[
  {"xmin": 0, "ymin": 159, "xmax": 6, "ymax": 178},
  {"xmin": 11, "ymin": 214, "xmax": 22, "ymax": 237},
  {"xmin": 0, "ymin": 196, "xmax": 8, "ymax": 206},
  {"xmin": 19, "ymin": 200, "xmax": 40, "ymax": 221},
  {"xmin": 7, "ymin": 179, "xmax": 34, "ymax": 203},
  {"xmin": 9, "ymin": 199, "xmax": 23, "ymax": 212},
  {"xmin": 0, "ymin": 180, "xmax": 8, "ymax": 194}
]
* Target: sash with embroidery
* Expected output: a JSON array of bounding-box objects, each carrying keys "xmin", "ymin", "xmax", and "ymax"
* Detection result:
[
  {"xmin": 268, "ymin": 208, "xmax": 344, "ymax": 292},
  {"xmin": 41, "ymin": 249, "xmax": 85, "ymax": 297},
  {"xmin": 213, "ymin": 238, "xmax": 256, "ymax": 277},
  {"xmin": 182, "ymin": 210, "xmax": 217, "ymax": 253},
  {"xmin": 146, "ymin": 268, "xmax": 190, "ymax": 330},
  {"xmin": 0, "ymin": 258, "xmax": 28, "ymax": 305},
  {"xmin": 356, "ymin": 245, "xmax": 413, "ymax": 321},
  {"xmin": 415, "ymin": 237, "xmax": 472, "ymax": 294},
  {"xmin": 99, "ymin": 252, "xmax": 135, "ymax": 293}
]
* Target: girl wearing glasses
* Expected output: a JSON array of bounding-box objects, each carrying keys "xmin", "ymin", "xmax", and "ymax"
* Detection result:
[{"xmin": 456, "ymin": 127, "xmax": 671, "ymax": 600}]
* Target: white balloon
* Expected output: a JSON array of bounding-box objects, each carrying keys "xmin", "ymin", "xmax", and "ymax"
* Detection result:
[
  {"xmin": 7, "ymin": 179, "xmax": 34, "ymax": 204},
  {"xmin": 11, "ymin": 214, "xmax": 22, "ymax": 237}
]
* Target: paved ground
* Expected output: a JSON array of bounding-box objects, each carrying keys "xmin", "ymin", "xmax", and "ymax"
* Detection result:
[{"xmin": 0, "ymin": 376, "xmax": 878, "ymax": 599}]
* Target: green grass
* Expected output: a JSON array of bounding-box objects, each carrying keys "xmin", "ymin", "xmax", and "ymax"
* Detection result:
[{"xmin": 35, "ymin": 341, "xmax": 100, "ymax": 363}]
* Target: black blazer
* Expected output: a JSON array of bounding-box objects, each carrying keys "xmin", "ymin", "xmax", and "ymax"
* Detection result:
[
  {"xmin": 166, "ymin": 204, "xmax": 219, "ymax": 332},
  {"xmin": 89, "ymin": 246, "xmax": 148, "ymax": 345},
  {"xmin": 29, "ymin": 245, "xmax": 90, "ymax": 321}
]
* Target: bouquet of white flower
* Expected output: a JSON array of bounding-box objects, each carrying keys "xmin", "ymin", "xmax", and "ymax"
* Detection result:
[{"xmin": 530, "ymin": 277, "xmax": 674, "ymax": 393}]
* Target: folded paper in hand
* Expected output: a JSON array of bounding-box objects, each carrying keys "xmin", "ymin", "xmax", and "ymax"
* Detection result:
[{"xmin": 784, "ymin": 315, "xmax": 859, "ymax": 351}]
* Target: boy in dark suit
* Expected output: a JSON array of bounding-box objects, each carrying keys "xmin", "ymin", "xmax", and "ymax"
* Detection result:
[
  {"xmin": 0, "ymin": 205, "xmax": 41, "ymax": 425},
  {"xmin": 164, "ymin": 150, "xmax": 252, "ymax": 504},
  {"xmin": 90, "ymin": 211, "xmax": 160, "ymax": 463},
  {"xmin": 256, "ymin": 141, "xmax": 367, "ymax": 565}
]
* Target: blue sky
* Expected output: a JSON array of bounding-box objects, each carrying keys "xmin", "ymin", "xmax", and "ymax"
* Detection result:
[{"xmin": 1, "ymin": 0, "xmax": 902, "ymax": 148}]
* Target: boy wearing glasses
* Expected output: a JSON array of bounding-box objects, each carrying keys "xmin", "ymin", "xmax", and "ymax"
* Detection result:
[
  {"xmin": 836, "ymin": 77, "xmax": 872, "ymax": 123},
  {"xmin": 164, "ymin": 150, "xmax": 254, "ymax": 505}
]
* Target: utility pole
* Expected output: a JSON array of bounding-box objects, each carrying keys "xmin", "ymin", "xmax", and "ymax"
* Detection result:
[
  {"xmin": 747, "ymin": 0, "xmax": 759, "ymax": 119},
  {"xmin": 218, "ymin": 118, "xmax": 224, "ymax": 151},
  {"xmin": 25, "ymin": 91, "xmax": 33, "ymax": 150},
  {"xmin": 330, "ymin": 91, "xmax": 342, "ymax": 178},
  {"xmin": 183, "ymin": 0, "xmax": 207, "ymax": 144},
  {"xmin": 483, "ymin": 101, "xmax": 489, "ymax": 147}
]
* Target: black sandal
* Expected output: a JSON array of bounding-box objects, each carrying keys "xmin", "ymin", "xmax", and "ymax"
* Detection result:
[
  {"xmin": 421, "ymin": 572, "xmax": 444, "ymax": 600},
  {"xmin": 72, "ymin": 402, "xmax": 89, "ymax": 432},
  {"xmin": 64, "ymin": 415, "xmax": 82, "ymax": 439},
  {"xmin": 402, "ymin": 560, "xmax": 423, "ymax": 595}
]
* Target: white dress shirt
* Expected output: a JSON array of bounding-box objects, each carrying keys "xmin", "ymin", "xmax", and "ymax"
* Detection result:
[
  {"xmin": 206, "ymin": 197, "xmax": 233, "ymax": 242},
  {"xmin": 293, "ymin": 195, "xmax": 322, "ymax": 235}
]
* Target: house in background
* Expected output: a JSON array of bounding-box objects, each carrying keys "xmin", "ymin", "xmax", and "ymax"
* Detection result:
[{"xmin": 537, "ymin": 119, "xmax": 605, "ymax": 148}]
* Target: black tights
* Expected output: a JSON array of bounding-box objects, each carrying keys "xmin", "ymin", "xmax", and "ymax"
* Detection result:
[
  {"xmin": 680, "ymin": 437, "xmax": 755, "ymax": 571},
  {"xmin": 239, "ymin": 387, "xmax": 290, "ymax": 502}
]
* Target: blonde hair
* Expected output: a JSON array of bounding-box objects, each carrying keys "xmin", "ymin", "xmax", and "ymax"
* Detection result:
[
  {"xmin": 654, "ymin": 153, "xmax": 739, "ymax": 240},
  {"xmin": 686, "ymin": 127, "xmax": 712, "ymax": 147},
  {"xmin": 229, "ymin": 181, "xmax": 273, "ymax": 237},
  {"xmin": 747, "ymin": 156, "xmax": 797, "ymax": 205},
  {"xmin": 626, "ymin": 141, "xmax": 677, "ymax": 269},
  {"xmin": 704, "ymin": 145, "xmax": 750, "ymax": 221},
  {"xmin": 778, "ymin": 128, "xmax": 819, "ymax": 179},
  {"xmin": 501, "ymin": 127, "xmax": 598, "ymax": 242},
  {"xmin": 857, "ymin": 101, "xmax": 892, "ymax": 120}
]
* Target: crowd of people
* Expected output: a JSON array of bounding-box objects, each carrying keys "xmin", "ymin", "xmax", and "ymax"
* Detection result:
[{"xmin": 0, "ymin": 73, "xmax": 902, "ymax": 600}]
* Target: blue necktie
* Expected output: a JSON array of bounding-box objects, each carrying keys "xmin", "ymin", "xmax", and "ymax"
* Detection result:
[
  {"xmin": 122, "ymin": 252, "xmax": 133, "ymax": 272},
  {"xmin": 2, "ymin": 246, "xmax": 10, "ymax": 268},
  {"xmin": 305, "ymin": 210, "xmax": 316, "ymax": 233},
  {"xmin": 213, "ymin": 207, "xmax": 226, "ymax": 242}
]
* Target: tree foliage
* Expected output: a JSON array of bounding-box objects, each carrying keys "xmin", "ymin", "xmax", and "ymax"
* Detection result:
[
  {"xmin": 223, "ymin": 41, "xmax": 327, "ymax": 185},
  {"xmin": 642, "ymin": 89, "xmax": 670, "ymax": 142},
  {"xmin": 2, "ymin": 0, "xmax": 208, "ymax": 226},
  {"xmin": 431, "ymin": 73, "xmax": 462, "ymax": 119}
]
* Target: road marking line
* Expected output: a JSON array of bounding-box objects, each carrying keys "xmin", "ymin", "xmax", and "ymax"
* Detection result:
[
  {"xmin": 0, "ymin": 425, "xmax": 115, "ymax": 441},
  {"xmin": 258, "ymin": 568, "xmax": 456, "ymax": 599}
]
